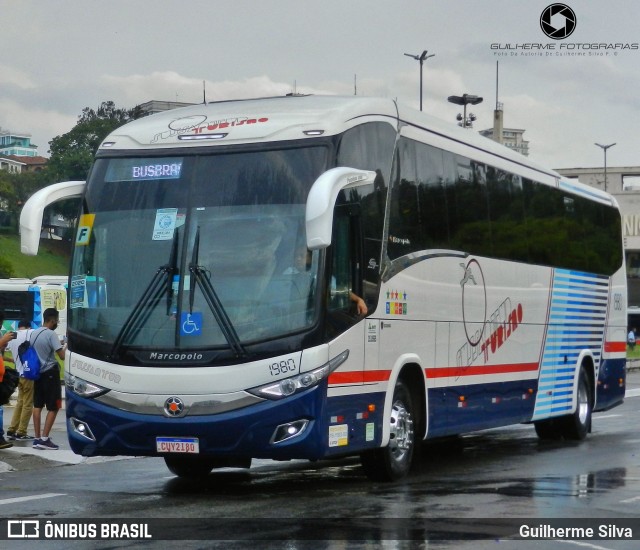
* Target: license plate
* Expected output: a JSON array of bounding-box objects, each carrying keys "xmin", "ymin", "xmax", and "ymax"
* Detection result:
[{"xmin": 156, "ymin": 437, "xmax": 199, "ymax": 454}]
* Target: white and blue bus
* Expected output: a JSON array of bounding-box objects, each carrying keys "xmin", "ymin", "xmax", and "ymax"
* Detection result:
[{"xmin": 20, "ymin": 96, "xmax": 626, "ymax": 480}]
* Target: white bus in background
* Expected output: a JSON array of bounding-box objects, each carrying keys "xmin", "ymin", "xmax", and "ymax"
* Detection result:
[
  {"xmin": 0, "ymin": 275, "xmax": 68, "ymax": 340},
  {"xmin": 20, "ymin": 95, "xmax": 627, "ymax": 481}
]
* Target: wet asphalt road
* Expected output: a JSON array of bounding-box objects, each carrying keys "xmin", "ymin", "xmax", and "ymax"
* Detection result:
[{"xmin": 1, "ymin": 370, "xmax": 639, "ymax": 549}]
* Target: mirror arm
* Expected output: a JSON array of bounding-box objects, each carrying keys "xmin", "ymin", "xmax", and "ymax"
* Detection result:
[
  {"xmin": 20, "ymin": 181, "xmax": 86, "ymax": 255},
  {"xmin": 305, "ymin": 167, "xmax": 375, "ymax": 250}
]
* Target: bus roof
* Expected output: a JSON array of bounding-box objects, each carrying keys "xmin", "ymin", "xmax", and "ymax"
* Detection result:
[
  {"xmin": 96, "ymin": 94, "xmax": 612, "ymax": 206},
  {"xmin": 99, "ymin": 95, "xmax": 399, "ymax": 152},
  {"xmin": 99, "ymin": 94, "xmax": 557, "ymax": 175}
]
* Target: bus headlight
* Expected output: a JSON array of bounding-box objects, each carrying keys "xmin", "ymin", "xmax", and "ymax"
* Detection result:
[
  {"xmin": 65, "ymin": 373, "xmax": 109, "ymax": 398},
  {"xmin": 248, "ymin": 349, "xmax": 349, "ymax": 400}
]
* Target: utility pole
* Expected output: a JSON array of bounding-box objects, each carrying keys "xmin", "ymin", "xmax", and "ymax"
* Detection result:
[{"xmin": 404, "ymin": 50, "xmax": 435, "ymax": 111}]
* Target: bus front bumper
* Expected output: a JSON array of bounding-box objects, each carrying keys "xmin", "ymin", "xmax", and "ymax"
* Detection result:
[{"xmin": 65, "ymin": 385, "xmax": 329, "ymax": 461}]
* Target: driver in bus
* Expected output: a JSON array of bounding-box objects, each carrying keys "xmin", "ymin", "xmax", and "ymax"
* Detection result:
[{"xmin": 283, "ymin": 244, "xmax": 367, "ymax": 316}]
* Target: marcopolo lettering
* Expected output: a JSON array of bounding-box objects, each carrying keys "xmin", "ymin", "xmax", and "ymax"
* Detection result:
[{"xmin": 148, "ymin": 352, "xmax": 204, "ymax": 361}]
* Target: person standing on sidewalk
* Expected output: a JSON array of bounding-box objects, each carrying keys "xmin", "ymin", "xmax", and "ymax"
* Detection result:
[
  {"xmin": 5, "ymin": 319, "xmax": 35, "ymax": 440},
  {"xmin": 31, "ymin": 308, "xmax": 66, "ymax": 451},
  {"xmin": 0, "ymin": 311, "xmax": 17, "ymax": 449}
]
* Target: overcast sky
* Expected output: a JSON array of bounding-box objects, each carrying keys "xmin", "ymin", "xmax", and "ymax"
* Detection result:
[{"xmin": 2, "ymin": 0, "xmax": 638, "ymax": 170}]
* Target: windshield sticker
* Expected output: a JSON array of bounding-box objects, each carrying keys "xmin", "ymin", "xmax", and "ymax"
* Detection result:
[
  {"xmin": 70, "ymin": 276, "xmax": 88, "ymax": 309},
  {"xmin": 152, "ymin": 208, "xmax": 178, "ymax": 240},
  {"xmin": 76, "ymin": 213, "xmax": 95, "ymax": 246},
  {"xmin": 180, "ymin": 312, "xmax": 202, "ymax": 336}
]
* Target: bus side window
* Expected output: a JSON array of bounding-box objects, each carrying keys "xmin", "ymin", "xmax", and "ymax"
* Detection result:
[
  {"xmin": 327, "ymin": 204, "xmax": 364, "ymax": 330},
  {"xmin": 329, "ymin": 214, "xmax": 352, "ymax": 312}
]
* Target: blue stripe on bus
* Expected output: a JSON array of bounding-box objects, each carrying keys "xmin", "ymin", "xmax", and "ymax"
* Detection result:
[{"xmin": 532, "ymin": 268, "xmax": 609, "ymax": 421}]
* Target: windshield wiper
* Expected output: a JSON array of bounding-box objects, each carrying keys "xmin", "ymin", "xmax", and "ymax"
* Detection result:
[
  {"xmin": 166, "ymin": 232, "xmax": 180, "ymax": 316},
  {"xmin": 189, "ymin": 227, "xmax": 247, "ymax": 358},
  {"xmin": 108, "ymin": 266, "xmax": 170, "ymax": 360},
  {"xmin": 109, "ymin": 234, "xmax": 179, "ymax": 361}
]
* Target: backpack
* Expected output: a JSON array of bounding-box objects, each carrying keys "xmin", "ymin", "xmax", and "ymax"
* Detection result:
[
  {"xmin": 0, "ymin": 367, "xmax": 19, "ymax": 405},
  {"xmin": 18, "ymin": 330, "xmax": 45, "ymax": 381}
]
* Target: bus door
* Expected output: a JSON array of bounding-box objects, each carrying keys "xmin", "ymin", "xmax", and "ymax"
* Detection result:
[
  {"xmin": 326, "ymin": 202, "xmax": 370, "ymax": 389},
  {"xmin": 324, "ymin": 201, "xmax": 376, "ymax": 450}
]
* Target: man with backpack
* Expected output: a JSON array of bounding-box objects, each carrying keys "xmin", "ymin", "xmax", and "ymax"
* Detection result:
[
  {"xmin": 30, "ymin": 308, "xmax": 66, "ymax": 450},
  {"xmin": 6, "ymin": 319, "xmax": 35, "ymax": 440}
]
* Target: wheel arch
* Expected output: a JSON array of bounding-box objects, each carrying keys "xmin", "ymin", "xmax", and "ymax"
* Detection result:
[
  {"xmin": 573, "ymin": 350, "xmax": 596, "ymax": 412},
  {"xmin": 380, "ymin": 355, "xmax": 427, "ymax": 447}
]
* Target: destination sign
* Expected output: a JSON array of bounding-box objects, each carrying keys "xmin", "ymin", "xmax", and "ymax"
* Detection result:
[{"xmin": 105, "ymin": 157, "xmax": 183, "ymax": 182}]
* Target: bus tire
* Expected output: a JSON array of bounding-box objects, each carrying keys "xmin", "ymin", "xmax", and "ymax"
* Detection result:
[
  {"xmin": 534, "ymin": 418, "xmax": 562, "ymax": 440},
  {"xmin": 164, "ymin": 455, "xmax": 215, "ymax": 478},
  {"xmin": 559, "ymin": 367, "xmax": 592, "ymax": 440},
  {"xmin": 360, "ymin": 379, "xmax": 416, "ymax": 481}
]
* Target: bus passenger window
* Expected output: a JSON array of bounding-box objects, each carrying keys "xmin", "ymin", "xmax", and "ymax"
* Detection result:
[
  {"xmin": 329, "ymin": 215, "xmax": 353, "ymax": 312},
  {"xmin": 326, "ymin": 205, "xmax": 366, "ymax": 336}
]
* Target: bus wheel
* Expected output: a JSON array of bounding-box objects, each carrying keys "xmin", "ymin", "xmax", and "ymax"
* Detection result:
[
  {"xmin": 164, "ymin": 455, "xmax": 215, "ymax": 479},
  {"xmin": 360, "ymin": 379, "xmax": 415, "ymax": 481},
  {"xmin": 559, "ymin": 368, "xmax": 592, "ymax": 440}
]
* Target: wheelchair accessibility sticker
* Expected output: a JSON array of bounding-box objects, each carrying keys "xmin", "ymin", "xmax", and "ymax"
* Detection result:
[{"xmin": 180, "ymin": 312, "xmax": 202, "ymax": 336}]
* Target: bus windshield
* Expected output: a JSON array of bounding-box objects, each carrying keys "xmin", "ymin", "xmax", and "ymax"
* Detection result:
[{"xmin": 69, "ymin": 145, "xmax": 329, "ymax": 355}]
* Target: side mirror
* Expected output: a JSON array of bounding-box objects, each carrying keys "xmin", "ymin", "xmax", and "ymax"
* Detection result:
[
  {"xmin": 305, "ymin": 167, "xmax": 376, "ymax": 250},
  {"xmin": 20, "ymin": 181, "xmax": 86, "ymax": 255}
]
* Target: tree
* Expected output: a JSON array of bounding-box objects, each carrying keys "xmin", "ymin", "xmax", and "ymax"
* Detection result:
[
  {"xmin": 1, "ymin": 101, "xmax": 141, "ymax": 235},
  {"xmin": 0, "ymin": 169, "xmax": 47, "ymax": 232},
  {"xmin": 0, "ymin": 256, "xmax": 14, "ymax": 277},
  {"xmin": 46, "ymin": 101, "xmax": 141, "ymax": 181}
]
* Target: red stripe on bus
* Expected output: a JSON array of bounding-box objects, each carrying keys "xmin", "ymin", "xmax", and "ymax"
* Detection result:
[
  {"xmin": 328, "ymin": 370, "xmax": 391, "ymax": 385},
  {"xmin": 328, "ymin": 363, "xmax": 539, "ymax": 384},
  {"xmin": 604, "ymin": 341, "xmax": 626, "ymax": 352},
  {"xmin": 426, "ymin": 362, "xmax": 539, "ymax": 379}
]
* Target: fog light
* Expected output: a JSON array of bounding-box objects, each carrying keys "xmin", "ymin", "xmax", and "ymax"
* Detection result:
[
  {"xmin": 270, "ymin": 419, "xmax": 309, "ymax": 444},
  {"xmin": 69, "ymin": 417, "xmax": 96, "ymax": 441}
]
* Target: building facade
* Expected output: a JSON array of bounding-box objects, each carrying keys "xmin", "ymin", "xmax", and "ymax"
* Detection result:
[
  {"xmin": 0, "ymin": 156, "xmax": 25, "ymax": 173},
  {"xmin": 480, "ymin": 126, "xmax": 530, "ymax": 156},
  {"xmin": 0, "ymin": 155, "xmax": 48, "ymax": 173},
  {"xmin": 0, "ymin": 127, "xmax": 38, "ymax": 157}
]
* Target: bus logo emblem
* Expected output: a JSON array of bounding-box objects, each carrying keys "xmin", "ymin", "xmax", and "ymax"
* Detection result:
[
  {"xmin": 459, "ymin": 263, "xmax": 477, "ymax": 287},
  {"xmin": 164, "ymin": 396, "xmax": 185, "ymax": 417},
  {"xmin": 460, "ymin": 259, "xmax": 487, "ymax": 347}
]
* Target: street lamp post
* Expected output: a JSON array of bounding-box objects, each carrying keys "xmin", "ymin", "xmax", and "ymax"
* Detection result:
[
  {"xmin": 447, "ymin": 94, "xmax": 483, "ymax": 129},
  {"xmin": 595, "ymin": 142, "xmax": 616, "ymax": 192},
  {"xmin": 404, "ymin": 50, "xmax": 435, "ymax": 111}
]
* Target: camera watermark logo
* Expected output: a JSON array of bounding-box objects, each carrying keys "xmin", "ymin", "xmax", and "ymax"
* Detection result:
[
  {"xmin": 540, "ymin": 4, "xmax": 577, "ymax": 40},
  {"xmin": 7, "ymin": 520, "xmax": 40, "ymax": 538}
]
